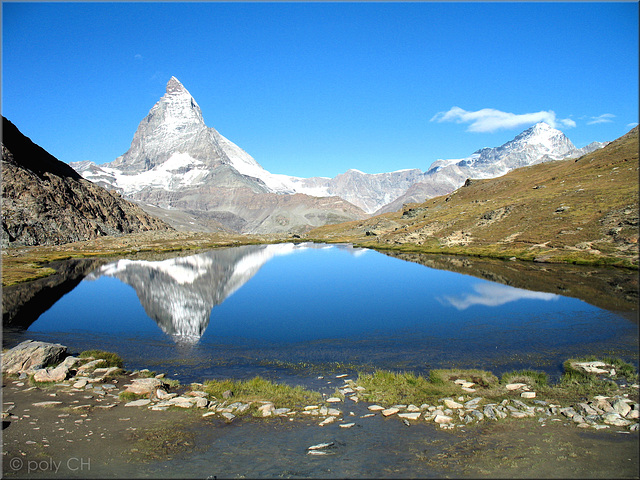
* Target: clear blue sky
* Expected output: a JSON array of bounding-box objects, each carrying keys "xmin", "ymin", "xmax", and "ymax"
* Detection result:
[{"xmin": 2, "ymin": 1, "xmax": 638, "ymax": 178}]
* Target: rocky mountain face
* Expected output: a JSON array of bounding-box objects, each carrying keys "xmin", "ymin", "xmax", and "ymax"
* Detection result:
[
  {"xmin": 72, "ymin": 77, "xmax": 365, "ymax": 234},
  {"xmin": 1, "ymin": 117, "xmax": 173, "ymax": 247}
]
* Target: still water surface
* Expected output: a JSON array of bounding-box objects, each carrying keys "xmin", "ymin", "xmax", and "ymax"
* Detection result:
[{"xmin": 6, "ymin": 243, "xmax": 638, "ymax": 383}]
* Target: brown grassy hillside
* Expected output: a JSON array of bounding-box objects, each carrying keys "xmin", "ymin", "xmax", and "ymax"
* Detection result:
[{"xmin": 307, "ymin": 127, "xmax": 639, "ymax": 268}]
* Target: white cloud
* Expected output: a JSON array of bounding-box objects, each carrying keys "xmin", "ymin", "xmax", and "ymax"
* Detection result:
[
  {"xmin": 430, "ymin": 106, "xmax": 575, "ymax": 133},
  {"xmin": 627, "ymin": 122, "xmax": 639, "ymax": 128},
  {"xmin": 438, "ymin": 283, "xmax": 559, "ymax": 311},
  {"xmin": 587, "ymin": 114, "xmax": 615, "ymax": 125}
]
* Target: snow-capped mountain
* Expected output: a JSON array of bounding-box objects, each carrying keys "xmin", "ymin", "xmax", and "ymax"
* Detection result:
[
  {"xmin": 71, "ymin": 77, "xmax": 608, "ymax": 229},
  {"xmin": 376, "ymin": 122, "xmax": 608, "ymax": 214},
  {"xmin": 72, "ymin": 77, "xmax": 365, "ymax": 233}
]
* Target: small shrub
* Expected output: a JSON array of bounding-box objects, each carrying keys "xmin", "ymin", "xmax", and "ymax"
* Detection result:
[{"xmin": 79, "ymin": 350, "xmax": 124, "ymax": 369}]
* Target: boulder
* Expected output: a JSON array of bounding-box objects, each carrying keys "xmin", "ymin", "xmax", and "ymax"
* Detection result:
[
  {"xmin": 382, "ymin": 407, "xmax": 400, "ymax": 417},
  {"xmin": 602, "ymin": 412, "xmax": 632, "ymax": 427},
  {"xmin": 257, "ymin": 402, "xmax": 275, "ymax": 417},
  {"xmin": 612, "ymin": 399, "xmax": 631, "ymax": 417},
  {"xmin": 398, "ymin": 412, "xmax": 421, "ymax": 421},
  {"xmin": 77, "ymin": 359, "xmax": 107, "ymax": 373},
  {"xmin": 2, "ymin": 340, "xmax": 67, "ymax": 375},
  {"xmin": 32, "ymin": 356, "xmax": 80, "ymax": 382}
]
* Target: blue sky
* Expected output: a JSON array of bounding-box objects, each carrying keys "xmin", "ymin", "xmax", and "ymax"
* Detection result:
[{"xmin": 2, "ymin": 2, "xmax": 638, "ymax": 178}]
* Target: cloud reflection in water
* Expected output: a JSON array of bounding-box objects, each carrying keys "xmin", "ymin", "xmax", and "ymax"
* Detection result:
[{"xmin": 438, "ymin": 282, "xmax": 559, "ymax": 310}]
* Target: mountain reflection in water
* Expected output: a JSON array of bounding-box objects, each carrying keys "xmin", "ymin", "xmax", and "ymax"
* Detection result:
[
  {"xmin": 3, "ymin": 243, "xmax": 637, "ymax": 381},
  {"xmin": 87, "ymin": 243, "xmax": 313, "ymax": 343}
]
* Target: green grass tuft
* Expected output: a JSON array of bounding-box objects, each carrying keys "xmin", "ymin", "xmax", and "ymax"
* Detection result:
[
  {"xmin": 79, "ymin": 349, "xmax": 124, "ymax": 368},
  {"xmin": 202, "ymin": 376, "xmax": 322, "ymax": 409}
]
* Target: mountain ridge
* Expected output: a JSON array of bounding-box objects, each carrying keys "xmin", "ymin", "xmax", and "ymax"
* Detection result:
[{"xmin": 306, "ymin": 126, "xmax": 638, "ymax": 268}]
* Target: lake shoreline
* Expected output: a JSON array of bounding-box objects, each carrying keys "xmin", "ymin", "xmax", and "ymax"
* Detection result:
[{"xmin": 2, "ymin": 341, "xmax": 639, "ymax": 478}]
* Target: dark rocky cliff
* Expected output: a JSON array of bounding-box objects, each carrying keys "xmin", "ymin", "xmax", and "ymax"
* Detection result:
[{"xmin": 1, "ymin": 116, "xmax": 173, "ymax": 247}]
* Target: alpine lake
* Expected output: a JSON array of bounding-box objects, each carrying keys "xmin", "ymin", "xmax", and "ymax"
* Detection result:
[{"xmin": 2, "ymin": 243, "xmax": 638, "ymax": 478}]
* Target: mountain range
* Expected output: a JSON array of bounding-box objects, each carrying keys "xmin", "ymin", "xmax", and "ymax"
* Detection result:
[
  {"xmin": 71, "ymin": 77, "xmax": 607, "ymax": 234},
  {"xmin": 306, "ymin": 125, "xmax": 638, "ymax": 269}
]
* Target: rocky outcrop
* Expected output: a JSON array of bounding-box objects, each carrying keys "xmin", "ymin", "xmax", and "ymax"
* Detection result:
[
  {"xmin": 1, "ymin": 340, "xmax": 67, "ymax": 375},
  {"xmin": 1, "ymin": 116, "xmax": 173, "ymax": 247}
]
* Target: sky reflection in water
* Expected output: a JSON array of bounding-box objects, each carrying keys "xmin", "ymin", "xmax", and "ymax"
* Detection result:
[{"xmin": 21, "ymin": 243, "xmax": 637, "ymax": 380}]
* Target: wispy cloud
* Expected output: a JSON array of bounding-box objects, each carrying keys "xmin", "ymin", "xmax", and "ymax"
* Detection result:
[
  {"xmin": 430, "ymin": 106, "xmax": 575, "ymax": 133},
  {"xmin": 587, "ymin": 113, "xmax": 615, "ymax": 125},
  {"xmin": 438, "ymin": 283, "xmax": 559, "ymax": 311},
  {"xmin": 627, "ymin": 122, "xmax": 639, "ymax": 128}
]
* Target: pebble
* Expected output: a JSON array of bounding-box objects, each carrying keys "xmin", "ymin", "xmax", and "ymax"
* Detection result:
[{"xmin": 340, "ymin": 422, "xmax": 356, "ymax": 428}]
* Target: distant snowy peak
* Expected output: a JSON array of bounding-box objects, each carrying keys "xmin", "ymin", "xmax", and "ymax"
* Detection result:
[{"xmin": 506, "ymin": 121, "xmax": 575, "ymax": 155}]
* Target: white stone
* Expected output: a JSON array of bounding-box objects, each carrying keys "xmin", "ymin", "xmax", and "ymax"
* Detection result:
[
  {"xmin": 339, "ymin": 422, "xmax": 355, "ymax": 428},
  {"xmin": 368, "ymin": 405, "xmax": 384, "ymax": 411},
  {"xmin": 521, "ymin": 392, "xmax": 536, "ymax": 399},
  {"xmin": 308, "ymin": 442, "xmax": 334, "ymax": 450},
  {"xmin": 443, "ymin": 399, "xmax": 464, "ymax": 409},
  {"xmin": 32, "ymin": 401, "xmax": 63, "ymax": 407},
  {"xmin": 125, "ymin": 399, "xmax": 151, "ymax": 407},
  {"xmin": 398, "ymin": 412, "xmax": 421, "ymax": 421},
  {"xmin": 505, "ymin": 383, "xmax": 527, "ymax": 391},
  {"xmin": 319, "ymin": 417, "xmax": 336, "ymax": 426},
  {"xmin": 73, "ymin": 378, "xmax": 88, "ymax": 389},
  {"xmin": 433, "ymin": 414, "xmax": 452, "ymax": 424},
  {"xmin": 326, "ymin": 397, "xmax": 342, "ymax": 403},
  {"xmin": 382, "ymin": 407, "xmax": 400, "ymax": 417}
]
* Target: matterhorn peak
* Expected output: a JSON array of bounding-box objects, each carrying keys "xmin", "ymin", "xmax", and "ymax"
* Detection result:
[{"xmin": 166, "ymin": 76, "xmax": 188, "ymax": 95}]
